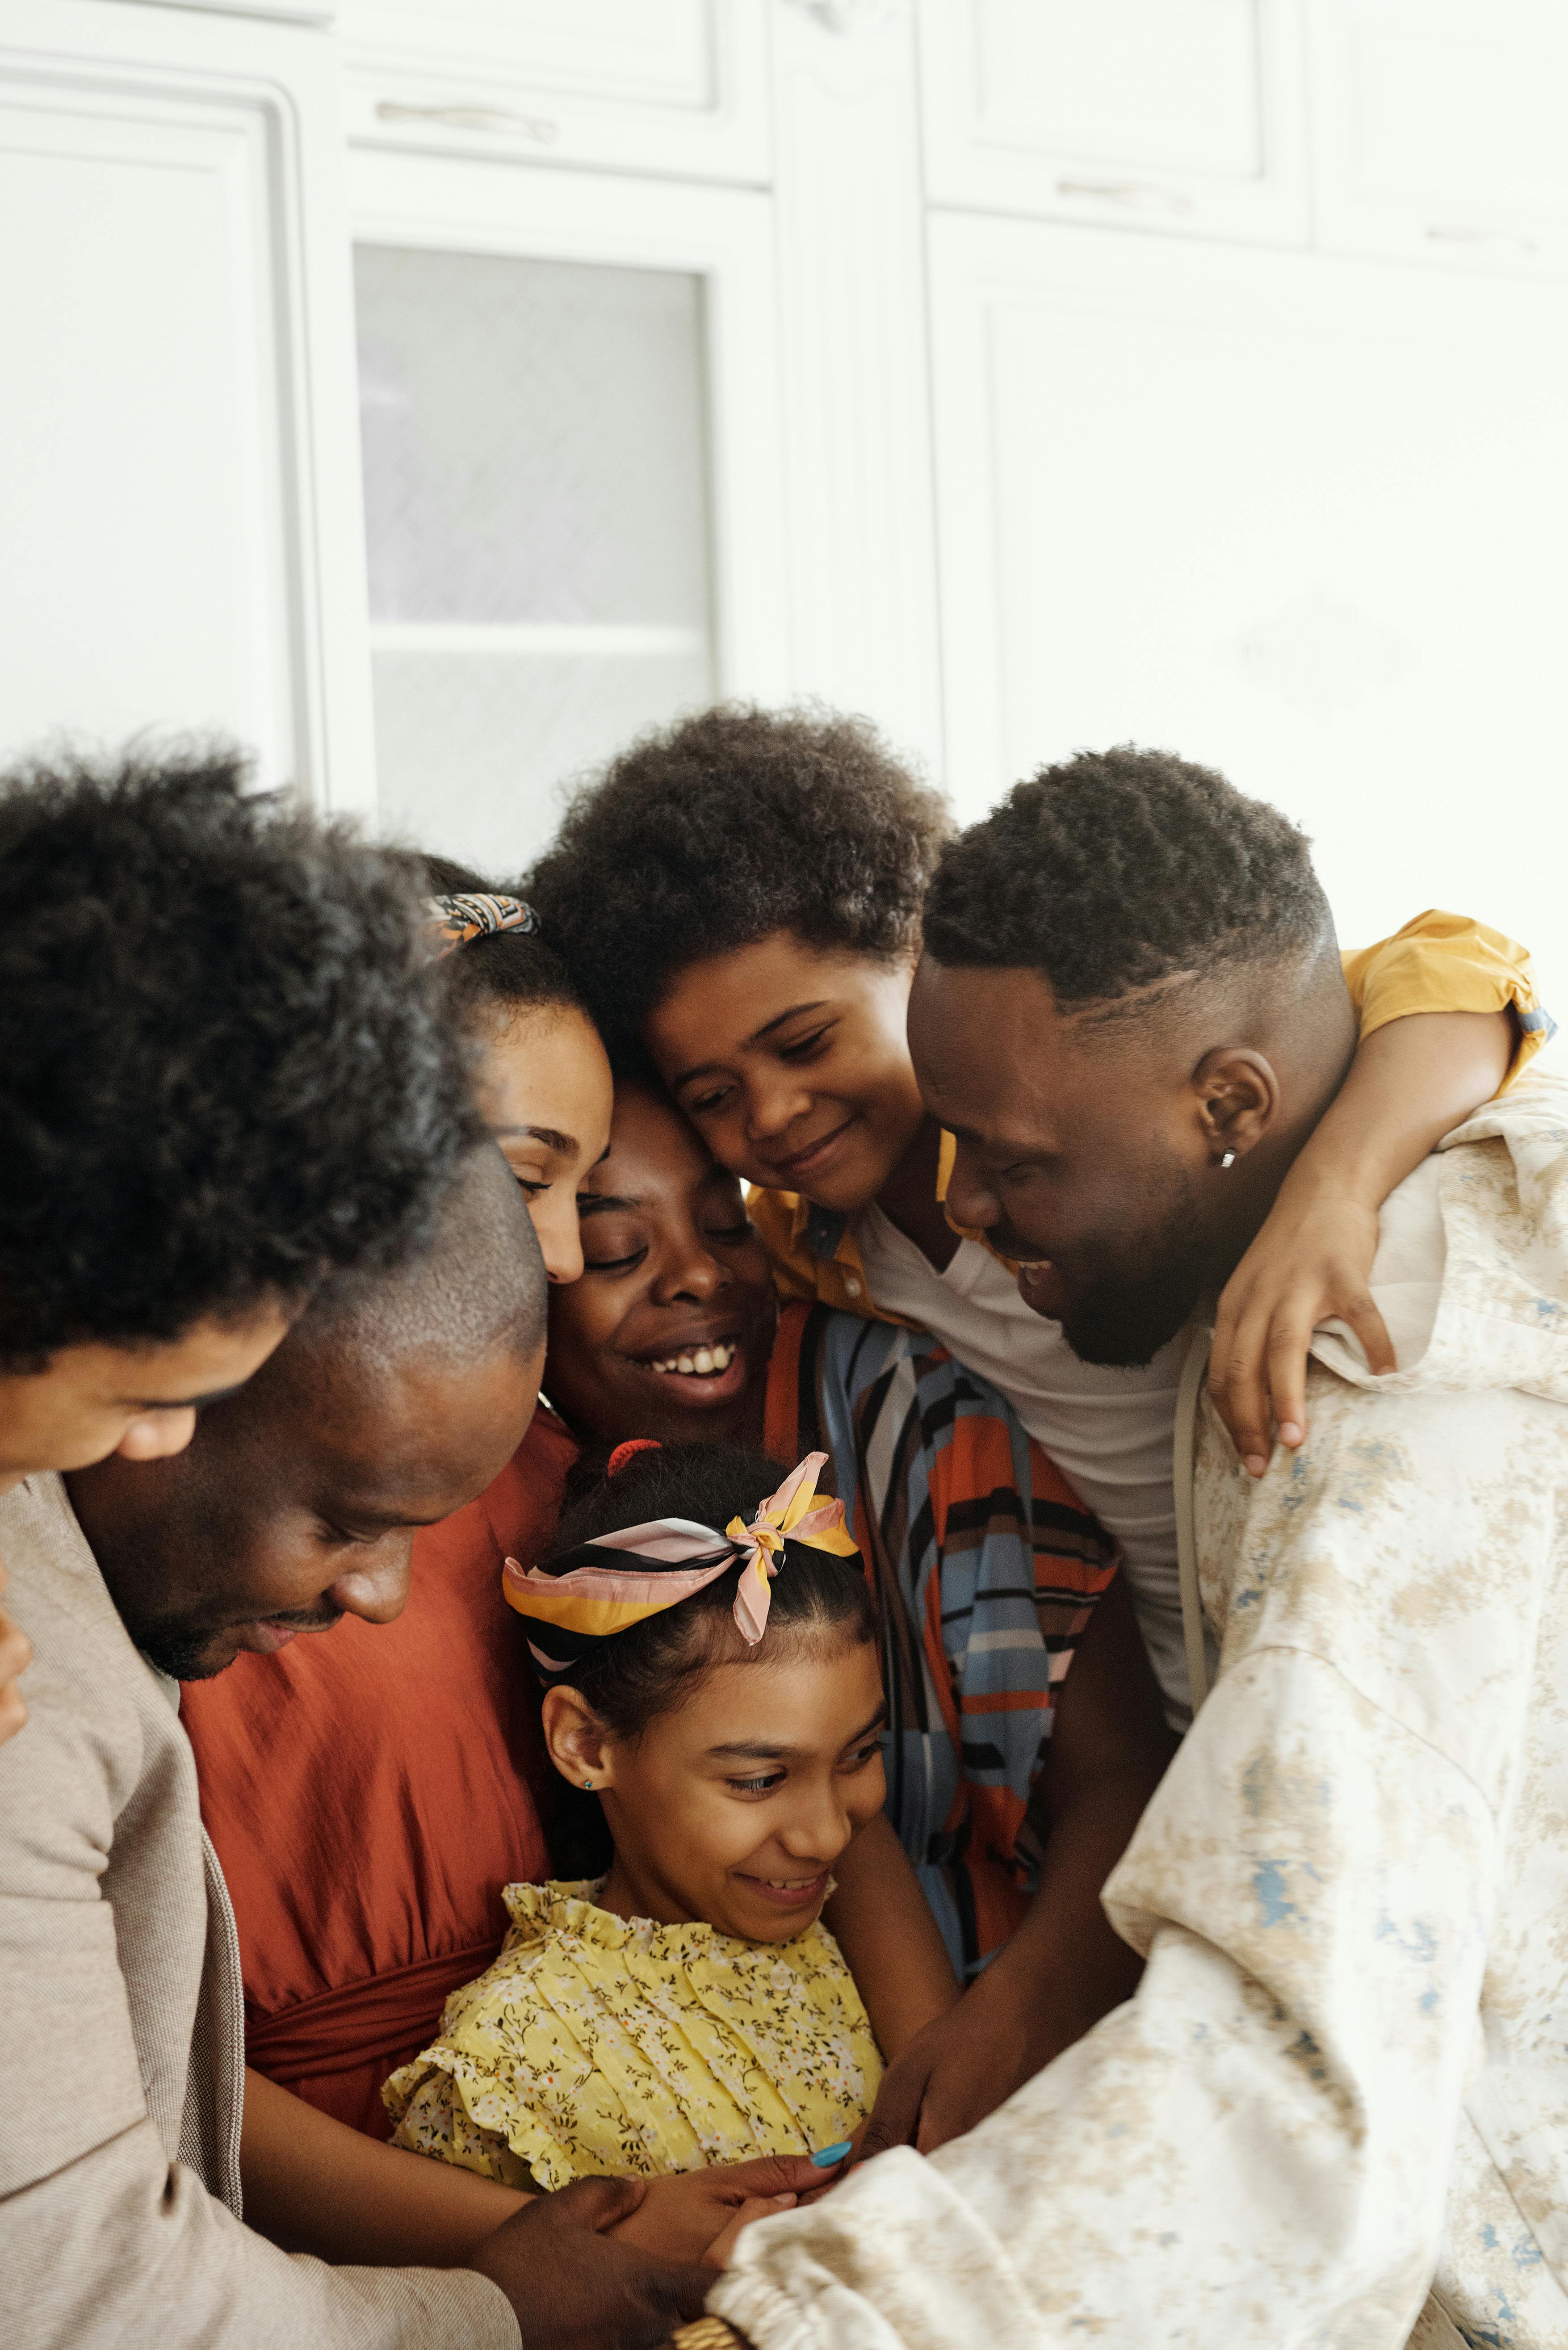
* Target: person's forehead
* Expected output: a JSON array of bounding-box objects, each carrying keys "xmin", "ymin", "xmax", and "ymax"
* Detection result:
[
  {"xmin": 669, "ymin": 1642, "xmax": 883, "ymax": 1744},
  {"xmin": 588, "ymin": 1094, "xmax": 735, "ymax": 1208},
  {"xmin": 481, "ymin": 1007, "xmax": 608, "ymax": 1137},
  {"xmin": 654, "ymin": 932, "xmax": 883, "ymax": 1048},
  {"xmin": 291, "ymin": 1342, "xmax": 524, "ymax": 1482},
  {"xmin": 911, "ymin": 962, "xmax": 1084, "ymax": 1120}
]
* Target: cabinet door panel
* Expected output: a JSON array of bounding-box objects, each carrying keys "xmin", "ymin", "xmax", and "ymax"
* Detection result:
[
  {"xmin": 931, "ymin": 215, "xmax": 1568, "ymax": 1006},
  {"xmin": 1311, "ymin": 0, "xmax": 1568, "ymax": 277},
  {"xmin": 0, "ymin": 0, "xmax": 372, "ymax": 807},
  {"xmin": 342, "ymin": 0, "xmax": 768, "ymax": 184},
  {"xmin": 917, "ymin": 0, "xmax": 1308, "ymax": 246}
]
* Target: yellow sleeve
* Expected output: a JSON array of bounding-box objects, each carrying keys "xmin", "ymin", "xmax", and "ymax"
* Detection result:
[
  {"xmin": 1340, "ymin": 909, "xmax": 1553, "ymax": 1090},
  {"xmin": 745, "ymin": 1183, "xmax": 830, "ymax": 1308}
]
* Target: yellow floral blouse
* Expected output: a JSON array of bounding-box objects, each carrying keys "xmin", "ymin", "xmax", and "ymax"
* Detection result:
[{"xmin": 383, "ymin": 1880, "xmax": 883, "ymax": 2191}]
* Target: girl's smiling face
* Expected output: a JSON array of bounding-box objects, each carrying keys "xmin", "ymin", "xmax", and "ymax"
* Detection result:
[
  {"xmin": 543, "ymin": 1634, "xmax": 888, "ymax": 1943},
  {"xmin": 544, "ymin": 1081, "xmax": 777, "ymax": 1446},
  {"xmin": 474, "ymin": 1003, "xmax": 614, "ymax": 1285},
  {"xmin": 642, "ymin": 932, "xmax": 927, "ymax": 1215}
]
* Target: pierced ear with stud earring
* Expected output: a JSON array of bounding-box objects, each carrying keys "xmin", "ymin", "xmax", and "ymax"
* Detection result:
[
  {"xmin": 1219, "ymin": 1149, "xmax": 1237, "ymax": 1170},
  {"xmin": 581, "ymin": 1776, "xmax": 594, "ymax": 1790}
]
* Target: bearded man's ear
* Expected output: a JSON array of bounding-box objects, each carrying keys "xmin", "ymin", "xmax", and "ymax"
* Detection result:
[{"xmin": 1191, "ymin": 1046, "xmax": 1281, "ymax": 1169}]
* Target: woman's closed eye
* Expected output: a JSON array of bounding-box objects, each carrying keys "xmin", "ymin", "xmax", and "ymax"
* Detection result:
[
  {"xmin": 583, "ymin": 1245, "xmax": 647, "ymax": 1275},
  {"xmin": 726, "ymin": 1768, "xmax": 786, "ymax": 1796}
]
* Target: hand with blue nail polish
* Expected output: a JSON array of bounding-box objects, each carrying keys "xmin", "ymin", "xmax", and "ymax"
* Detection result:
[{"xmin": 810, "ymin": 2140, "xmax": 852, "ymax": 2168}]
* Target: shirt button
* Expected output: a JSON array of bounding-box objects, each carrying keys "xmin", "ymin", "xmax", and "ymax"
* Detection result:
[{"xmin": 844, "ymin": 1277, "xmax": 862, "ymax": 1298}]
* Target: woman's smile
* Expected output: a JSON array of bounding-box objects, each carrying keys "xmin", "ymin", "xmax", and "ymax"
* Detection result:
[{"xmin": 620, "ymin": 1323, "xmax": 751, "ymax": 1406}]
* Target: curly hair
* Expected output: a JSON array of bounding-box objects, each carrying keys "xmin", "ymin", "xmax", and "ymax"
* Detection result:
[
  {"xmin": 923, "ymin": 745, "xmax": 1333, "ymax": 1011},
  {"xmin": 525, "ymin": 705, "xmax": 952, "ymax": 1064},
  {"xmin": 0, "ymin": 745, "xmax": 482, "ymax": 1368}
]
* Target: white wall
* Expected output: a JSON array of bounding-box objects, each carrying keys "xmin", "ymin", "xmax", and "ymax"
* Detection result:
[{"xmin": 2, "ymin": 0, "xmax": 1564, "ymax": 1005}]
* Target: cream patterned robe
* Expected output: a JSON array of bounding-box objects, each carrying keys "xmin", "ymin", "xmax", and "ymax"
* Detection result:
[{"xmin": 712, "ymin": 1077, "xmax": 1568, "ymax": 2350}]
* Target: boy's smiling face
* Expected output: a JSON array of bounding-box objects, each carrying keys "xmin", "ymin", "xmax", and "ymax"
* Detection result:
[{"xmin": 643, "ymin": 932, "xmax": 927, "ymax": 1215}]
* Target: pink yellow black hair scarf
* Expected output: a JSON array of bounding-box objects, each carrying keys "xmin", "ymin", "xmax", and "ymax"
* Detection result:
[{"xmin": 502, "ymin": 1451, "xmax": 859, "ymax": 1687}]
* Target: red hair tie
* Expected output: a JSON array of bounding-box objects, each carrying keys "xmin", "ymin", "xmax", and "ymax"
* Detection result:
[{"xmin": 607, "ymin": 1439, "xmax": 663, "ymax": 1478}]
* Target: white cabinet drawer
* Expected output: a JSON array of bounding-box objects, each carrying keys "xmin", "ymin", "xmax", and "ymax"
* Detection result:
[
  {"xmin": 916, "ymin": 0, "xmax": 1308, "ymax": 248},
  {"xmin": 1309, "ymin": 0, "xmax": 1568, "ymax": 279},
  {"xmin": 341, "ymin": 0, "xmax": 770, "ymax": 185}
]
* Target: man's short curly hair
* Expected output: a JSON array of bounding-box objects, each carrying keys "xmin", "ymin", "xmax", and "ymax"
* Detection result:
[
  {"xmin": 525, "ymin": 705, "xmax": 952, "ymax": 1064},
  {"xmin": 0, "ymin": 745, "xmax": 482, "ymax": 1368},
  {"xmin": 923, "ymin": 745, "xmax": 1333, "ymax": 1013}
]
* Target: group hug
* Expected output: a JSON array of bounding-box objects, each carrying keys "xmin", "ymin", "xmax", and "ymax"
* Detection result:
[{"xmin": 3, "ymin": 705, "xmax": 1567, "ymax": 2350}]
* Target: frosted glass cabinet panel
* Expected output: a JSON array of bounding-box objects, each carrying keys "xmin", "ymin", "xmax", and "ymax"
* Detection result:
[{"xmin": 356, "ymin": 244, "xmax": 714, "ymax": 875}]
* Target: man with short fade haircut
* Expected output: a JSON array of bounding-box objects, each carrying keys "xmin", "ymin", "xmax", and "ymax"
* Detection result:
[
  {"xmin": 0, "ymin": 1145, "xmax": 722, "ymax": 2350},
  {"xmin": 709, "ymin": 747, "xmax": 1568, "ymax": 2350}
]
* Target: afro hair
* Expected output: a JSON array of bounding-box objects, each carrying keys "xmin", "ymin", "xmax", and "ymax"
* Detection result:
[
  {"xmin": 0, "ymin": 743, "xmax": 482, "ymax": 1368},
  {"xmin": 525, "ymin": 703, "xmax": 952, "ymax": 1067}
]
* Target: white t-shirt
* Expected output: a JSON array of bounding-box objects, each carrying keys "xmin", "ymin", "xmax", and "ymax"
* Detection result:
[{"xmin": 853, "ymin": 1203, "xmax": 1200, "ymax": 1724}]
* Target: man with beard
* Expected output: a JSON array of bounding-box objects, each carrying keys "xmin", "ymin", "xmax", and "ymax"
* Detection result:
[
  {"xmin": 703, "ymin": 749, "xmax": 1568, "ymax": 2350},
  {"xmin": 0, "ymin": 1143, "xmax": 739, "ymax": 2350}
]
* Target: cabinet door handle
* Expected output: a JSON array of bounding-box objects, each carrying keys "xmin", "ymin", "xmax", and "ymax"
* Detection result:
[
  {"xmin": 373, "ymin": 102, "xmax": 558, "ymax": 143},
  {"xmin": 1056, "ymin": 177, "xmax": 1194, "ymax": 216},
  {"xmin": 1425, "ymin": 224, "xmax": 1539, "ymax": 255}
]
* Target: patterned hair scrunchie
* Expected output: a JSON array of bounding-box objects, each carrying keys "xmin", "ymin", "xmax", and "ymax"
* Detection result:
[
  {"xmin": 427, "ymin": 893, "xmax": 539, "ymax": 957},
  {"xmin": 502, "ymin": 1451, "xmax": 859, "ymax": 1687}
]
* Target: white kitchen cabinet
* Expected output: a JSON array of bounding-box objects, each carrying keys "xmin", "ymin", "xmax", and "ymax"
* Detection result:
[
  {"xmin": 347, "ymin": 147, "xmax": 788, "ymax": 877},
  {"xmin": 915, "ymin": 0, "xmax": 1309, "ymax": 248},
  {"xmin": 928, "ymin": 212, "xmax": 1568, "ymax": 1007},
  {"xmin": 766, "ymin": 0, "xmax": 943, "ymax": 775},
  {"xmin": 1309, "ymin": 0, "xmax": 1568, "ymax": 280},
  {"xmin": 340, "ymin": 0, "xmax": 770, "ymax": 187},
  {"xmin": 0, "ymin": 0, "xmax": 373, "ymax": 809}
]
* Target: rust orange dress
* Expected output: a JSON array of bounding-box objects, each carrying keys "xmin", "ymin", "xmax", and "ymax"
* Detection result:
[{"xmin": 180, "ymin": 1405, "xmax": 577, "ymax": 2138}]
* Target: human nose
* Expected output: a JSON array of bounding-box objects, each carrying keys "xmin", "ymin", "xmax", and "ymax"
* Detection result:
[
  {"xmin": 650, "ymin": 1228, "xmax": 731, "ymax": 1307},
  {"xmin": 943, "ymin": 1140, "xmax": 1001, "ymax": 1233},
  {"xmin": 775, "ymin": 1775, "xmax": 855, "ymax": 1868},
  {"xmin": 527, "ymin": 1188, "xmax": 585, "ymax": 1285},
  {"xmin": 115, "ymin": 1407, "xmax": 200, "ymax": 1464},
  {"xmin": 327, "ymin": 1538, "xmax": 414, "ymax": 1628},
  {"xmin": 743, "ymin": 1070, "xmax": 816, "ymax": 1146}
]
